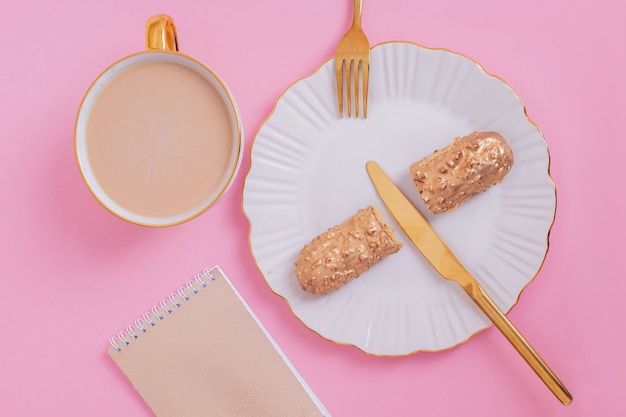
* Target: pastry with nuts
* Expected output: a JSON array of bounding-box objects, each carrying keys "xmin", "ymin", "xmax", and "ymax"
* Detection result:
[
  {"xmin": 409, "ymin": 131, "xmax": 514, "ymax": 214},
  {"xmin": 295, "ymin": 206, "xmax": 403, "ymax": 295}
]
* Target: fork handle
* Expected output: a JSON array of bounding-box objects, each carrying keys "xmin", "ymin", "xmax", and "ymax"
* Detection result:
[{"xmin": 352, "ymin": 0, "xmax": 363, "ymax": 27}]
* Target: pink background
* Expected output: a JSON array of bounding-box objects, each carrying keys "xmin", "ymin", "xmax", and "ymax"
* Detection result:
[{"xmin": 2, "ymin": 0, "xmax": 624, "ymax": 415}]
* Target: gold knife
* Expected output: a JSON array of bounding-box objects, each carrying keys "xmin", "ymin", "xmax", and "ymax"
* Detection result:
[{"xmin": 366, "ymin": 161, "xmax": 572, "ymax": 405}]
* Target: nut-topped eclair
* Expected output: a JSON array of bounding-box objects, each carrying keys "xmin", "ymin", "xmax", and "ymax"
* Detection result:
[
  {"xmin": 295, "ymin": 206, "xmax": 402, "ymax": 295},
  {"xmin": 410, "ymin": 131, "xmax": 514, "ymax": 214}
]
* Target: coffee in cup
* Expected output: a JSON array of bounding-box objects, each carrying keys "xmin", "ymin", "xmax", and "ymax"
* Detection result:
[{"xmin": 75, "ymin": 15, "xmax": 242, "ymax": 227}]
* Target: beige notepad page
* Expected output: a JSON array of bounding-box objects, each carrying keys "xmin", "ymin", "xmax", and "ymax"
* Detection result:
[{"xmin": 108, "ymin": 266, "xmax": 329, "ymax": 417}]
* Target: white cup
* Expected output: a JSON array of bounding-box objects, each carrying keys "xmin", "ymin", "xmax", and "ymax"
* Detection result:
[{"xmin": 75, "ymin": 15, "xmax": 243, "ymax": 227}]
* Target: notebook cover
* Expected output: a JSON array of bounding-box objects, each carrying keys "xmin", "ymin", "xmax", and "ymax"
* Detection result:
[{"xmin": 107, "ymin": 266, "xmax": 330, "ymax": 417}]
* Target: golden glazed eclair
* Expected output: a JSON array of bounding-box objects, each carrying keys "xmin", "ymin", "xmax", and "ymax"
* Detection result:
[
  {"xmin": 295, "ymin": 206, "xmax": 402, "ymax": 295},
  {"xmin": 410, "ymin": 131, "xmax": 514, "ymax": 214}
]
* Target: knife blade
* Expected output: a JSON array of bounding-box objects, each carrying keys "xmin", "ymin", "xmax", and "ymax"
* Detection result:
[{"xmin": 366, "ymin": 160, "xmax": 572, "ymax": 405}]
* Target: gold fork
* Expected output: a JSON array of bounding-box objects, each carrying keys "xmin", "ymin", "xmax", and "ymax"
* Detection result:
[{"xmin": 335, "ymin": 0, "xmax": 371, "ymax": 118}]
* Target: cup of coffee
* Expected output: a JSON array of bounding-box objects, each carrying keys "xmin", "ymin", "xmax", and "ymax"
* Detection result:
[{"xmin": 75, "ymin": 15, "xmax": 243, "ymax": 227}]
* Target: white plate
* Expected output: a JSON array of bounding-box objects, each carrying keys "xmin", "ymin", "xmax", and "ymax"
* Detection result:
[{"xmin": 243, "ymin": 41, "xmax": 555, "ymax": 356}]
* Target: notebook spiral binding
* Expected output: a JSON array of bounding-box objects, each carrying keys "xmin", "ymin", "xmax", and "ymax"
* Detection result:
[{"xmin": 109, "ymin": 267, "xmax": 216, "ymax": 352}]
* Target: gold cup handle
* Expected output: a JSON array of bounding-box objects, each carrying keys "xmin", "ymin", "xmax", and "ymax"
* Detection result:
[{"xmin": 145, "ymin": 14, "xmax": 179, "ymax": 51}]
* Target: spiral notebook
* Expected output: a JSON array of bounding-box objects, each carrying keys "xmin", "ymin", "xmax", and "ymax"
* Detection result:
[{"xmin": 108, "ymin": 265, "xmax": 330, "ymax": 417}]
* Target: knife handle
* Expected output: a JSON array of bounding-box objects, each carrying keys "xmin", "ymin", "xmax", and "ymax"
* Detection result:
[{"xmin": 468, "ymin": 282, "xmax": 573, "ymax": 405}]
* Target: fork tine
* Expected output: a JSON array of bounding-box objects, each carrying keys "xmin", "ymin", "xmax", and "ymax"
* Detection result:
[
  {"xmin": 362, "ymin": 60, "xmax": 369, "ymax": 118},
  {"xmin": 336, "ymin": 59, "xmax": 344, "ymax": 117},
  {"xmin": 346, "ymin": 59, "xmax": 353, "ymax": 117},
  {"xmin": 354, "ymin": 59, "xmax": 360, "ymax": 118}
]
